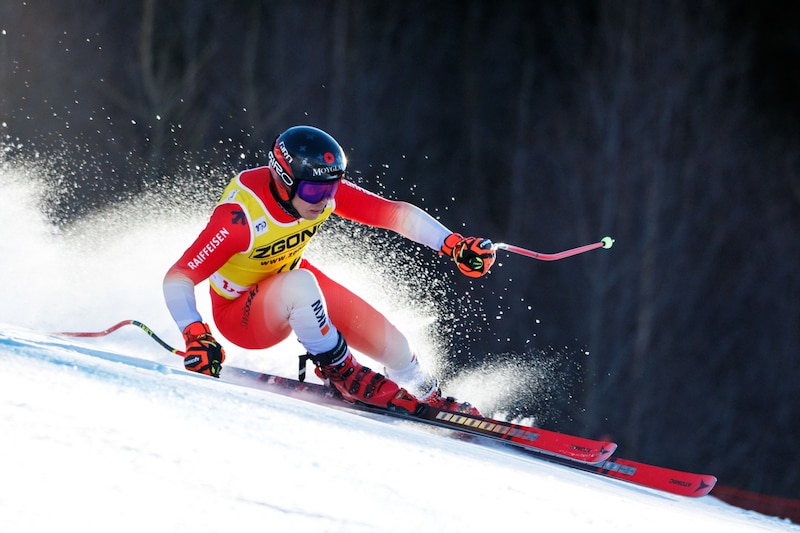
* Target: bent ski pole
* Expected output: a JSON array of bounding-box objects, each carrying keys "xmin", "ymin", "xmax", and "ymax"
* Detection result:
[
  {"xmin": 56, "ymin": 319, "xmax": 185, "ymax": 356},
  {"xmin": 494, "ymin": 236, "xmax": 614, "ymax": 261}
]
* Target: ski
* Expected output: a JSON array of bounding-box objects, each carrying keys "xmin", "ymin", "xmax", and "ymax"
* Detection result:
[
  {"xmin": 219, "ymin": 365, "xmax": 616, "ymax": 464},
  {"xmin": 590, "ymin": 457, "xmax": 718, "ymax": 498},
  {"xmin": 524, "ymin": 451, "xmax": 718, "ymax": 498},
  {"xmin": 218, "ymin": 365, "xmax": 716, "ymax": 497},
  {"xmin": 46, "ymin": 319, "xmax": 718, "ymax": 498},
  {"xmin": 50, "ymin": 320, "xmax": 613, "ymax": 463}
]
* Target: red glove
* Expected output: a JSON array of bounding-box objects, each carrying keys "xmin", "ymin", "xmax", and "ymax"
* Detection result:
[
  {"xmin": 440, "ymin": 233, "xmax": 496, "ymax": 278},
  {"xmin": 182, "ymin": 322, "xmax": 225, "ymax": 378}
]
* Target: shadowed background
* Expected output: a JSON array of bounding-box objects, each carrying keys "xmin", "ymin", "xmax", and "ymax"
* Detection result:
[{"xmin": 1, "ymin": 0, "xmax": 798, "ymax": 501}]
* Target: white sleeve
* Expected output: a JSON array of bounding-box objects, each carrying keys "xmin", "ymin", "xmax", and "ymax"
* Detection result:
[
  {"xmin": 392, "ymin": 202, "xmax": 452, "ymax": 251},
  {"xmin": 163, "ymin": 271, "xmax": 203, "ymax": 331}
]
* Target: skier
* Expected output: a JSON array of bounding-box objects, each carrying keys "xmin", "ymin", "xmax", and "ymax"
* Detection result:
[{"xmin": 163, "ymin": 125, "xmax": 495, "ymax": 415}]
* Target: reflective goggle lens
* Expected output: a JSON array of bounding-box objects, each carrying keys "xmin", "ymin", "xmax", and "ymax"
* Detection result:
[{"xmin": 296, "ymin": 179, "xmax": 340, "ymax": 203}]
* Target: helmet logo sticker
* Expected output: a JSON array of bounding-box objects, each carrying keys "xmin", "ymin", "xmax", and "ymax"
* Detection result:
[
  {"xmin": 312, "ymin": 165, "xmax": 344, "ymax": 176},
  {"xmin": 277, "ymin": 140, "xmax": 293, "ymax": 163},
  {"xmin": 268, "ymin": 150, "xmax": 293, "ymax": 186},
  {"xmin": 323, "ymin": 151, "xmax": 335, "ymax": 164}
]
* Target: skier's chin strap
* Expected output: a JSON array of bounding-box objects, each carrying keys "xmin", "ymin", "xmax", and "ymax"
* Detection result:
[{"xmin": 269, "ymin": 180, "xmax": 302, "ymax": 219}]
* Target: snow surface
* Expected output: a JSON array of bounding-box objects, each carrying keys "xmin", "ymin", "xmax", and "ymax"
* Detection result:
[{"xmin": 1, "ymin": 165, "xmax": 798, "ymax": 532}]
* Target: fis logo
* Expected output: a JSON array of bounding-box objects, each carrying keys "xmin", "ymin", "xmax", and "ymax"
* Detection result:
[{"xmin": 253, "ymin": 216, "xmax": 267, "ymax": 236}]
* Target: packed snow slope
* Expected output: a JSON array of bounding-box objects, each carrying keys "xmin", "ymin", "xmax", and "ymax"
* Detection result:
[
  {"xmin": 2, "ymin": 327, "xmax": 798, "ymax": 533},
  {"xmin": 1, "ymin": 164, "xmax": 798, "ymax": 532}
]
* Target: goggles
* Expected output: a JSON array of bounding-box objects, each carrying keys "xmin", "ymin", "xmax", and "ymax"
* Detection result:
[{"xmin": 296, "ymin": 179, "xmax": 340, "ymax": 204}]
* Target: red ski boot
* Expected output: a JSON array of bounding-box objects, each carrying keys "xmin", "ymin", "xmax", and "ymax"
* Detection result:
[
  {"xmin": 420, "ymin": 387, "xmax": 482, "ymax": 417},
  {"xmin": 311, "ymin": 334, "xmax": 421, "ymax": 414},
  {"xmin": 385, "ymin": 355, "xmax": 482, "ymax": 417}
]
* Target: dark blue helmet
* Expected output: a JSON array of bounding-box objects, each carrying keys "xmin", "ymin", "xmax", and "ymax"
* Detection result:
[{"xmin": 269, "ymin": 125, "xmax": 347, "ymax": 202}]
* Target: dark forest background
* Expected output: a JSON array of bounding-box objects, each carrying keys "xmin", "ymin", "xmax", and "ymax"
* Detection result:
[{"xmin": 2, "ymin": 1, "xmax": 798, "ymax": 500}]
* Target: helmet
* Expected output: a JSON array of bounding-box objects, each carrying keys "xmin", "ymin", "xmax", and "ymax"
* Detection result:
[{"xmin": 268, "ymin": 125, "xmax": 347, "ymax": 203}]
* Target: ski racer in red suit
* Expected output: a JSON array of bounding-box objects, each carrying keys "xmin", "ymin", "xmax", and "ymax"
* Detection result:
[{"xmin": 163, "ymin": 125, "xmax": 495, "ymax": 415}]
